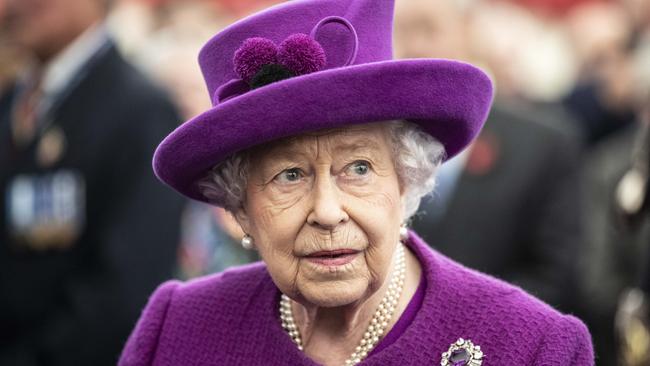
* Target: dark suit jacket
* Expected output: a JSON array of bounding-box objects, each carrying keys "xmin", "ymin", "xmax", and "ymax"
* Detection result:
[
  {"xmin": 0, "ymin": 43, "xmax": 184, "ymax": 365},
  {"xmin": 412, "ymin": 102, "xmax": 582, "ymax": 311},
  {"xmin": 579, "ymin": 123, "xmax": 649, "ymax": 365}
]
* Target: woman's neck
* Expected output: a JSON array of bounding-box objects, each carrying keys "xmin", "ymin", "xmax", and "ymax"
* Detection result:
[{"xmin": 290, "ymin": 246, "xmax": 422, "ymax": 366}]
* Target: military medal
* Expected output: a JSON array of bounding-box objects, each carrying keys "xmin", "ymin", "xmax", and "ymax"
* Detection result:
[
  {"xmin": 440, "ymin": 338, "xmax": 483, "ymax": 366},
  {"xmin": 6, "ymin": 170, "xmax": 85, "ymax": 251},
  {"xmin": 37, "ymin": 126, "xmax": 67, "ymax": 167}
]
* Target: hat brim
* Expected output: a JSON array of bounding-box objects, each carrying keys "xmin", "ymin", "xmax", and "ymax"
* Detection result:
[{"xmin": 153, "ymin": 58, "xmax": 493, "ymax": 202}]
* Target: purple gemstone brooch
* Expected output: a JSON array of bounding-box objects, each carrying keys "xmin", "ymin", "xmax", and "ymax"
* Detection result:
[{"xmin": 440, "ymin": 338, "xmax": 483, "ymax": 366}]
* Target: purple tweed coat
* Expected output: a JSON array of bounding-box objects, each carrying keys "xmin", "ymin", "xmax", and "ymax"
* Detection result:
[{"xmin": 119, "ymin": 232, "xmax": 594, "ymax": 365}]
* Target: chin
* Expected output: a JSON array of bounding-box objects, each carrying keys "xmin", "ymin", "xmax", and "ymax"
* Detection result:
[{"xmin": 299, "ymin": 277, "xmax": 371, "ymax": 308}]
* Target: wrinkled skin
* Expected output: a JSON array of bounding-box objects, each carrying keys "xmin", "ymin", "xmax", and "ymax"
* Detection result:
[{"xmin": 236, "ymin": 123, "xmax": 422, "ymax": 365}]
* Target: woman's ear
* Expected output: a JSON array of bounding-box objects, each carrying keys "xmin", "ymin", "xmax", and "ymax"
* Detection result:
[
  {"xmin": 233, "ymin": 207, "xmax": 252, "ymax": 235},
  {"xmin": 399, "ymin": 188, "xmax": 408, "ymax": 223}
]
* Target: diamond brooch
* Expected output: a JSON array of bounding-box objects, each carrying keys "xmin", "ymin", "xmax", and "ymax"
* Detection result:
[{"xmin": 440, "ymin": 338, "xmax": 483, "ymax": 366}]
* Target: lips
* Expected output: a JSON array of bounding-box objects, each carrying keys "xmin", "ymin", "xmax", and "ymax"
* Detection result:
[
  {"xmin": 306, "ymin": 249, "xmax": 358, "ymax": 257},
  {"xmin": 304, "ymin": 249, "xmax": 360, "ymax": 266}
]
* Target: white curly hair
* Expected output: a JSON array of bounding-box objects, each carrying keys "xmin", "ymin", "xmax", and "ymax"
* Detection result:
[{"xmin": 198, "ymin": 120, "xmax": 446, "ymax": 221}]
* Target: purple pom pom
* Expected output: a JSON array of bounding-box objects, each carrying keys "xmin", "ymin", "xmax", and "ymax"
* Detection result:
[
  {"xmin": 278, "ymin": 34, "xmax": 326, "ymax": 76},
  {"xmin": 233, "ymin": 37, "xmax": 279, "ymax": 83}
]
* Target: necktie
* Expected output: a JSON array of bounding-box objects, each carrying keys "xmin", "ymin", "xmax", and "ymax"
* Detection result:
[{"xmin": 11, "ymin": 69, "xmax": 43, "ymax": 147}]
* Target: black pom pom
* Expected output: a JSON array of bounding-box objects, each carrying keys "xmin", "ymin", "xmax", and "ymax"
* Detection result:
[{"xmin": 249, "ymin": 64, "xmax": 294, "ymax": 89}]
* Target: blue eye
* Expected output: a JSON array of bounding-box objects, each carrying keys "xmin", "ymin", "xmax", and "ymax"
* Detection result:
[
  {"xmin": 350, "ymin": 161, "xmax": 370, "ymax": 175},
  {"xmin": 275, "ymin": 168, "xmax": 302, "ymax": 183}
]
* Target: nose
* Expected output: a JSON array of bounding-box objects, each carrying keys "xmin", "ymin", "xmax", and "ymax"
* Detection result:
[{"xmin": 306, "ymin": 175, "xmax": 349, "ymax": 230}]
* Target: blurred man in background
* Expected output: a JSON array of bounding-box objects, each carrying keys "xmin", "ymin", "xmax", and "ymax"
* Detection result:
[
  {"xmin": 396, "ymin": 0, "xmax": 583, "ymax": 311},
  {"xmin": 0, "ymin": 0, "xmax": 184, "ymax": 364},
  {"xmin": 579, "ymin": 3, "xmax": 650, "ymax": 361},
  {"xmin": 581, "ymin": 84, "xmax": 650, "ymax": 366},
  {"xmin": 112, "ymin": 0, "xmax": 260, "ymax": 278},
  {"xmin": 612, "ymin": 120, "xmax": 650, "ymax": 366},
  {"xmin": 564, "ymin": 1, "xmax": 637, "ymax": 146}
]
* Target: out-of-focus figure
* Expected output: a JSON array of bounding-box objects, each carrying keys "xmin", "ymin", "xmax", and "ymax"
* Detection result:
[
  {"xmin": 393, "ymin": 0, "xmax": 467, "ymax": 61},
  {"xmin": 0, "ymin": 0, "xmax": 27, "ymax": 93},
  {"xmin": 579, "ymin": 2, "xmax": 650, "ymax": 362},
  {"xmin": 110, "ymin": 0, "xmax": 259, "ymax": 277},
  {"xmin": 563, "ymin": 1, "xmax": 637, "ymax": 145},
  {"xmin": 0, "ymin": 0, "xmax": 184, "ymax": 364},
  {"xmin": 613, "ymin": 117, "xmax": 650, "ymax": 364},
  {"xmin": 396, "ymin": 0, "xmax": 582, "ymax": 311},
  {"xmin": 581, "ymin": 96, "xmax": 650, "ymax": 366},
  {"xmin": 465, "ymin": 1, "xmax": 578, "ymax": 102}
]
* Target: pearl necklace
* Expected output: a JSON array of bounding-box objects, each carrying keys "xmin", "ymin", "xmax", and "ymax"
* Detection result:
[{"xmin": 280, "ymin": 244, "xmax": 406, "ymax": 366}]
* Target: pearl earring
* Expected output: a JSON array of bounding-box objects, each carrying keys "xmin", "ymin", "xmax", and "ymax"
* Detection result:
[
  {"xmin": 241, "ymin": 234, "xmax": 254, "ymax": 250},
  {"xmin": 399, "ymin": 224, "xmax": 409, "ymax": 241}
]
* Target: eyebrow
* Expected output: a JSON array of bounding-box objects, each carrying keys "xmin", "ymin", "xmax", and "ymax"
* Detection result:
[{"xmin": 332, "ymin": 138, "xmax": 384, "ymax": 154}]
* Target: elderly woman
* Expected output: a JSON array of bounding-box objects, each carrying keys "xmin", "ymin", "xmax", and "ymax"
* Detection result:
[{"xmin": 119, "ymin": 0, "xmax": 594, "ymax": 365}]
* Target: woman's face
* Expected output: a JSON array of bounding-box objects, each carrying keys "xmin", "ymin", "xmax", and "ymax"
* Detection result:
[{"xmin": 237, "ymin": 123, "xmax": 404, "ymax": 307}]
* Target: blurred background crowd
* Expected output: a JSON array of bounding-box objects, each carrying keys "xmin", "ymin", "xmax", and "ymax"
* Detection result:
[{"xmin": 0, "ymin": 0, "xmax": 648, "ymax": 364}]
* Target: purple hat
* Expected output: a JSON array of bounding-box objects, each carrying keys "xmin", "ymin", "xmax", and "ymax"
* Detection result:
[{"xmin": 153, "ymin": 0, "xmax": 494, "ymax": 203}]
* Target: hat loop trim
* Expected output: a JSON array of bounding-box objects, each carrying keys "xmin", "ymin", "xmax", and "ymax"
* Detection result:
[
  {"xmin": 310, "ymin": 16, "xmax": 359, "ymax": 67},
  {"xmin": 213, "ymin": 78, "xmax": 250, "ymax": 105},
  {"xmin": 214, "ymin": 16, "xmax": 359, "ymax": 105}
]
